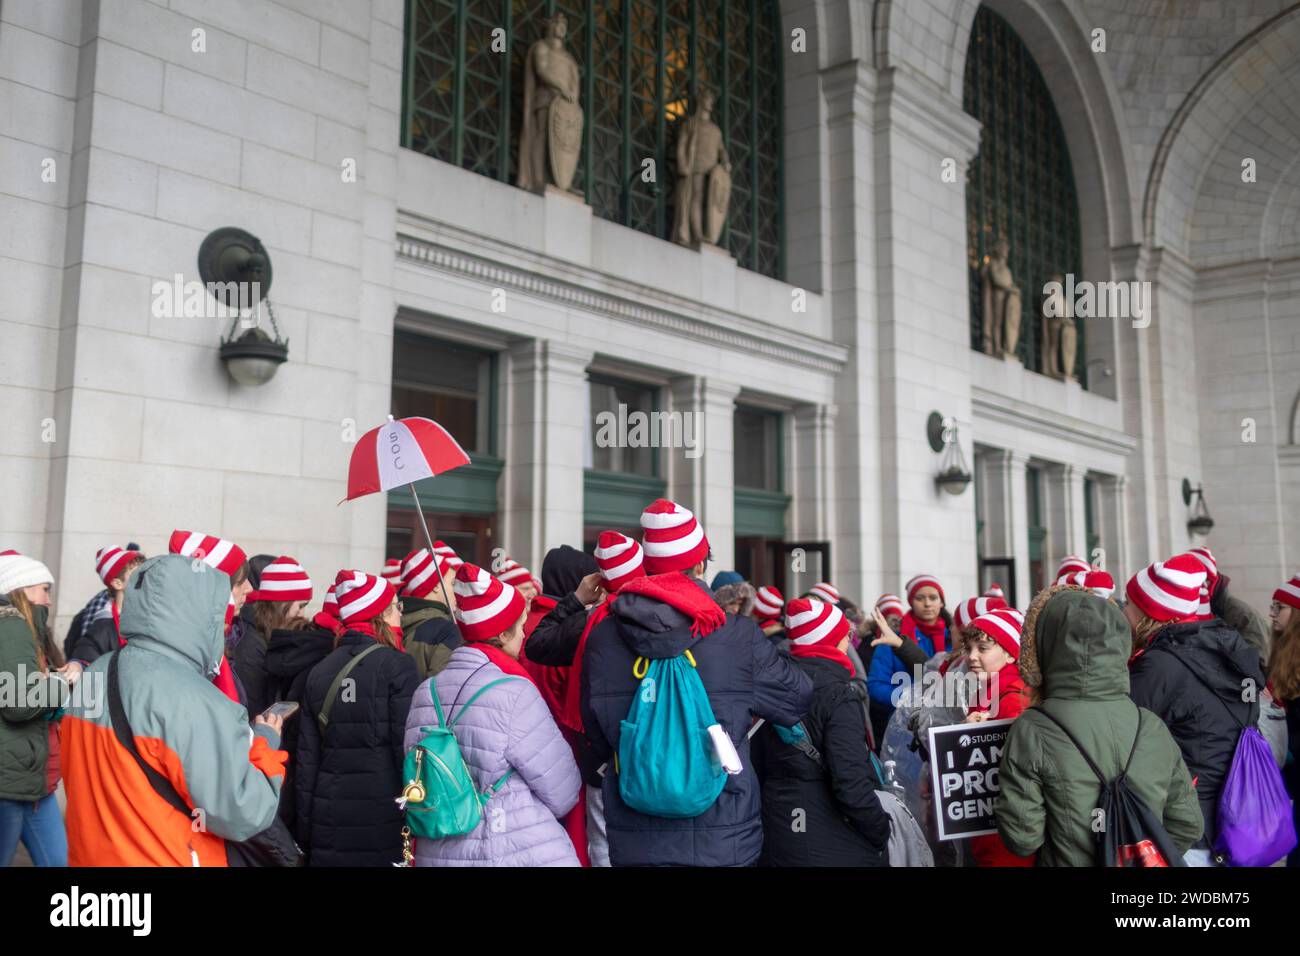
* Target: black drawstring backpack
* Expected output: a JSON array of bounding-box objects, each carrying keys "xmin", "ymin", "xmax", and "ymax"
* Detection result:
[{"xmin": 1032, "ymin": 704, "xmax": 1188, "ymax": 867}]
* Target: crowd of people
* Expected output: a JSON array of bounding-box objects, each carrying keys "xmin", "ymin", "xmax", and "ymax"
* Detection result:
[{"xmin": 1, "ymin": 500, "xmax": 1298, "ymax": 868}]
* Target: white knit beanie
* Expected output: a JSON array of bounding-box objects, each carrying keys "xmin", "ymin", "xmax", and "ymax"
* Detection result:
[{"xmin": 0, "ymin": 553, "xmax": 54, "ymax": 597}]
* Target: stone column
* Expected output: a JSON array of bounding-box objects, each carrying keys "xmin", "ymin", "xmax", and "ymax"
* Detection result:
[
  {"xmin": 982, "ymin": 449, "xmax": 1031, "ymax": 609},
  {"xmin": 788, "ymin": 402, "xmax": 836, "ymax": 543},
  {"xmin": 668, "ymin": 377, "xmax": 740, "ymax": 572},
  {"xmin": 1044, "ymin": 462, "xmax": 1087, "ymax": 574},
  {"xmin": 503, "ymin": 340, "xmax": 592, "ymax": 570}
]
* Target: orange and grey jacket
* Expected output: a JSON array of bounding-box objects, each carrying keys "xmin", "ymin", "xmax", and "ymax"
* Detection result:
[{"xmin": 62, "ymin": 555, "xmax": 286, "ymax": 866}]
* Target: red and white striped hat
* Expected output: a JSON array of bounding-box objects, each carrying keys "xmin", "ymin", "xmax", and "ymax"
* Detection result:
[
  {"xmin": 495, "ymin": 557, "xmax": 539, "ymax": 592},
  {"xmin": 334, "ymin": 569, "xmax": 396, "ymax": 626},
  {"xmin": 1185, "ymin": 547, "xmax": 1218, "ymax": 590},
  {"xmin": 0, "ymin": 549, "xmax": 18, "ymax": 557},
  {"xmin": 169, "ymin": 530, "xmax": 246, "ymax": 578},
  {"xmin": 247, "ymin": 555, "xmax": 313, "ymax": 603},
  {"xmin": 954, "ymin": 595, "xmax": 1008, "ymax": 631},
  {"xmin": 640, "ymin": 499, "xmax": 709, "ymax": 575},
  {"xmin": 785, "ymin": 597, "xmax": 850, "ymax": 648},
  {"xmin": 95, "ymin": 546, "xmax": 142, "ymax": 587},
  {"xmin": 905, "ymin": 574, "xmax": 944, "ymax": 604},
  {"xmin": 1055, "ymin": 555, "xmax": 1092, "ymax": 578},
  {"xmin": 970, "ymin": 607, "xmax": 1025, "ymax": 660},
  {"xmin": 1055, "ymin": 569, "xmax": 1116, "ymax": 599},
  {"xmin": 594, "ymin": 531, "xmax": 646, "ymax": 592},
  {"xmin": 1195, "ymin": 584, "xmax": 1214, "ymax": 621},
  {"xmin": 380, "ymin": 557, "xmax": 403, "ymax": 586},
  {"xmin": 453, "ymin": 563, "xmax": 526, "ymax": 642},
  {"xmin": 983, "ymin": 583, "xmax": 1005, "ymax": 600},
  {"xmin": 808, "ymin": 582, "xmax": 841, "ymax": 606},
  {"xmin": 400, "ymin": 548, "xmax": 454, "ymax": 599},
  {"xmin": 875, "ymin": 594, "xmax": 906, "ymax": 619},
  {"xmin": 1273, "ymin": 574, "xmax": 1300, "ymax": 612},
  {"xmin": 752, "ymin": 585, "xmax": 784, "ymax": 623},
  {"xmin": 321, "ymin": 583, "xmax": 339, "ymax": 619},
  {"xmin": 1126, "ymin": 554, "xmax": 1206, "ymax": 623},
  {"xmin": 433, "ymin": 540, "xmax": 463, "ymax": 571}
]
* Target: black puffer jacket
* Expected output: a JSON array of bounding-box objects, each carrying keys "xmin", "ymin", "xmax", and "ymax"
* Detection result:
[
  {"xmin": 231, "ymin": 626, "xmax": 275, "ymax": 718},
  {"xmin": 66, "ymin": 612, "xmax": 117, "ymax": 666},
  {"xmin": 580, "ymin": 574, "xmax": 812, "ymax": 866},
  {"xmin": 753, "ymin": 656, "xmax": 890, "ymax": 866},
  {"xmin": 525, "ymin": 592, "xmax": 588, "ymax": 666},
  {"xmin": 263, "ymin": 625, "xmax": 335, "ymax": 830},
  {"xmin": 1129, "ymin": 619, "xmax": 1264, "ymax": 845},
  {"xmin": 294, "ymin": 631, "xmax": 420, "ymax": 866}
]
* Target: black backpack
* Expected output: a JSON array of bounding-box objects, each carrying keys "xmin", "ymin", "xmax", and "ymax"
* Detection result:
[{"xmin": 1032, "ymin": 704, "xmax": 1188, "ymax": 867}]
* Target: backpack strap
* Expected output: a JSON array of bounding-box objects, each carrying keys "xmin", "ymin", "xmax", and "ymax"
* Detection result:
[
  {"xmin": 108, "ymin": 650, "xmax": 192, "ymax": 819},
  {"xmin": 447, "ymin": 677, "xmax": 522, "ymax": 728},
  {"xmin": 318, "ymin": 642, "xmax": 383, "ymax": 733},
  {"xmin": 1030, "ymin": 704, "xmax": 1107, "ymax": 786},
  {"xmin": 1033, "ymin": 702, "xmax": 1147, "ymax": 781}
]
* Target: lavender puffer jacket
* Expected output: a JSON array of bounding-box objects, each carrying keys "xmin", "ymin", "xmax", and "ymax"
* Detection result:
[{"xmin": 402, "ymin": 646, "xmax": 581, "ymax": 866}]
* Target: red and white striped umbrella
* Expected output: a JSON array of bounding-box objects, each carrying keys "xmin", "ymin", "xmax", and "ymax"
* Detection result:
[{"xmin": 344, "ymin": 416, "xmax": 470, "ymax": 501}]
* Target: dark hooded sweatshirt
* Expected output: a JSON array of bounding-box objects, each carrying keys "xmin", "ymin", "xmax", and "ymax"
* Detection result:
[
  {"xmin": 1129, "ymin": 618, "xmax": 1263, "ymax": 846},
  {"xmin": 579, "ymin": 573, "xmax": 812, "ymax": 866},
  {"xmin": 264, "ymin": 625, "xmax": 335, "ymax": 830}
]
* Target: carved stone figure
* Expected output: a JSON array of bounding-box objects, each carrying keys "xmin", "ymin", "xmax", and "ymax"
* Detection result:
[
  {"xmin": 671, "ymin": 90, "xmax": 732, "ymax": 247},
  {"xmin": 517, "ymin": 13, "xmax": 583, "ymax": 194},
  {"xmin": 1041, "ymin": 273, "xmax": 1079, "ymax": 381},
  {"xmin": 1042, "ymin": 273, "xmax": 1065, "ymax": 377},
  {"xmin": 980, "ymin": 237, "xmax": 1022, "ymax": 360}
]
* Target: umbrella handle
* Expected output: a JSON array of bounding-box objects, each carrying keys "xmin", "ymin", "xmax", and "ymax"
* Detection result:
[{"xmin": 409, "ymin": 483, "xmax": 457, "ymax": 611}]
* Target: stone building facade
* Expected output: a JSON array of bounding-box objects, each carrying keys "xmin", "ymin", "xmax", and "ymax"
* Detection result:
[{"xmin": 2, "ymin": 0, "xmax": 1297, "ymax": 636}]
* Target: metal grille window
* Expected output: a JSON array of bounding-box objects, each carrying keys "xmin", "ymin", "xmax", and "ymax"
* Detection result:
[
  {"xmin": 963, "ymin": 6, "xmax": 1082, "ymax": 379},
  {"xmin": 402, "ymin": 0, "xmax": 784, "ymax": 278}
]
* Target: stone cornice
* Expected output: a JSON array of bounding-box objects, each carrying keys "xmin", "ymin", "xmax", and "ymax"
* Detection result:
[
  {"xmin": 973, "ymin": 385, "xmax": 1139, "ymax": 460},
  {"xmin": 394, "ymin": 233, "xmax": 849, "ymax": 375},
  {"xmin": 872, "ymin": 67, "xmax": 981, "ymax": 164}
]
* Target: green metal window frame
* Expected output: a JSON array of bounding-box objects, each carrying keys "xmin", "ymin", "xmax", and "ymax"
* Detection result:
[
  {"xmin": 732, "ymin": 406, "xmax": 788, "ymax": 536},
  {"xmin": 388, "ymin": 334, "xmax": 502, "ymax": 515},
  {"xmin": 963, "ymin": 6, "xmax": 1084, "ymax": 383},
  {"xmin": 401, "ymin": 0, "xmax": 785, "ymax": 279},
  {"xmin": 583, "ymin": 470, "xmax": 666, "ymax": 526},
  {"xmin": 1084, "ymin": 474, "xmax": 1099, "ymax": 561},
  {"xmin": 1026, "ymin": 465, "xmax": 1045, "ymax": 563}
]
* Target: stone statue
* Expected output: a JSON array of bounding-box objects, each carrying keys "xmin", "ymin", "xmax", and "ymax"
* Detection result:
[
  {"xmin": 1059, "ymin": 309, "xmax": 1078, "ymax": 381},
  {"xmin": 517, "ymin": 13, "xmax": 583, "ymax": 194},
  {"xmin": 980, "ymin": 237, "xmax": 1022, "ymax": 360},
  {"xmin": 671, "ymin": 90, "xmax": 732, "ymax": 247},
  {"xmin": 1041, "ymin": 273, "xmax": 1079, "ymax": 381},
  {"xmin": 1042, "ymin": 273, "xmax": 1065, "ymax": 377}
]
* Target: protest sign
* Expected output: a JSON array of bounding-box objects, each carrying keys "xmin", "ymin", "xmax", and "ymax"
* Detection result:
[{"xmin": 927, "ymin": 719, "xmax": 1014, "ymax": 840}]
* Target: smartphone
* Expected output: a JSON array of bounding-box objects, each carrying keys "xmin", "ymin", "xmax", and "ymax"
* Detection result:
[{"xmin": 260, "ymin": 701, "xmax": 300, "ymax": 721}]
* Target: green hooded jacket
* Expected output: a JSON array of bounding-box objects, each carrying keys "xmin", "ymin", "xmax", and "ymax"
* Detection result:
[
  {"xmin": 0, "ymin": 600, "xmax": 66, "ymax": 801},
  {"xmin": 994, "ymin": 589, "xmax": 1203, "ymax": 865}
]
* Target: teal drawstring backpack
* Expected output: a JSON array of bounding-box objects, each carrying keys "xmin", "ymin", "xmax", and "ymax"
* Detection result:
[{"xmin": 616, "ymin": 650, "xmax": 728, "ymax": 818}]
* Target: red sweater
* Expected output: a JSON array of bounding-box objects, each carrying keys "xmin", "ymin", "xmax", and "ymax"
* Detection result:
[{"xmin": 970, "ymin": 662, "xmax": 1035, "ymax": 866}]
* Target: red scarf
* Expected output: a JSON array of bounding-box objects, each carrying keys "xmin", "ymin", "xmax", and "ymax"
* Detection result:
[
  {"xmin": 471, "ymin": 641, "xmax": 535, "ymax": 681},
  {"xmin": 473, "ymin": 640, "xmax": 590, "ymax": 866},
  {"xmin": 113, "ymin": 602, "xmax": 125, "ymax": 648},
  {"xmin": 900, "ymin": 611, "xmax": 947, "ymax": 653},
  {"xmin": 312, "ymin": 611, "xmax": 342, "ymax": 635},
  {"xmin": 213, "ymin": 656, "xmax": 240, "ymax": 703},
  {"xmin": 614, "ymin": 572, "xmax": 725, "ymax": 637},
  {"xmin": 789, "ymin": 642, "xmax": 855, "ymax": 676}
]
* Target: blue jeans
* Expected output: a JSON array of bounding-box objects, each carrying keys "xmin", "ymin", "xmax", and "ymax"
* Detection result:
[{"xmin": 0, "ymin": 794, "xmax": 68, "ymax": 867}]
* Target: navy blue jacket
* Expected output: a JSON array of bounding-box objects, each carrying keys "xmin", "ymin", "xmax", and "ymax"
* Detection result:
[{"xmin": 579, "ymin": 575, "xmax": 813, "ymax": 866}]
